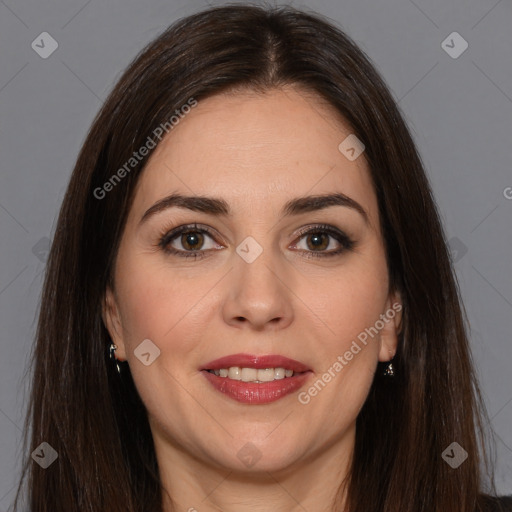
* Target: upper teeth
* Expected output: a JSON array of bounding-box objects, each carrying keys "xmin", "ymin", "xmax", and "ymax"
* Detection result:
[{"xmin": 210, "ymin": 367, "xmax": 294, "ymax": 382}]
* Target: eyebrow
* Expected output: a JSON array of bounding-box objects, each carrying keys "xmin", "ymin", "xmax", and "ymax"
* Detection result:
[{"xmin": 139, "ymin": 192, "xmax": 369, "ymax": 226}]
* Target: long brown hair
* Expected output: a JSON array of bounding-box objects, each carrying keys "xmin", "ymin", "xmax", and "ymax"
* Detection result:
[{"xmin": 14, "ymin": 3, "xmax": 503, "ymax": 511}]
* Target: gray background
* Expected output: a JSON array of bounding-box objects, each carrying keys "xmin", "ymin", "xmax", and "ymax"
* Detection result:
[{"xmin": 0, "ymin": 0, "xmax": 511, "ymax": 507}]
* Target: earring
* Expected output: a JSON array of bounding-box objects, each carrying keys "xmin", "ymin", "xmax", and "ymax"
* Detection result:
[
  {"xmin": 109, "ymin": 343, "xmax": 122, "ymax": 374},
  {"xmin": 383, "ymin": 360, "xmax": 395, "ymax": 377}
]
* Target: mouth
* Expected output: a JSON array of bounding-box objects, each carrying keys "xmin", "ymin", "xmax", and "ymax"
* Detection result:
[
  {"xmin": 205, "ymin": 367, "xmax": 300, "ymax": 382},
  {"xmin": 200, "ymin": 353, "xmax": 313, "ymax": 404}
]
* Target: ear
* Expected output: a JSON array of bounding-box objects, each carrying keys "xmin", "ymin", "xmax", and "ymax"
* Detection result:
[
  {"xmin": 102, "ymin": 286, "xmax": 127, "ymax": 361},
  {"xmin": 378, "ymin": 289, "xmax": 403, "ymax": 363}
]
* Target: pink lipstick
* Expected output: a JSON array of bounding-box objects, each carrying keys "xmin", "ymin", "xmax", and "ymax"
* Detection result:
[{"xmin": 200, "ymin": 353, "xmax": 312, "ymax": 404}]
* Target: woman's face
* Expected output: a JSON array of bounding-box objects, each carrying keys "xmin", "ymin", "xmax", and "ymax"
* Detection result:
[{"xmin": 103, "ymin": 87, "xmax": 402, "ymax": 475}]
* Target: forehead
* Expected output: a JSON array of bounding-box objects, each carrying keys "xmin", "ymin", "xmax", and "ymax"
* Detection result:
[{"xmin": 129, "ymin": 87, "xmax": 378, "ymax": 227}]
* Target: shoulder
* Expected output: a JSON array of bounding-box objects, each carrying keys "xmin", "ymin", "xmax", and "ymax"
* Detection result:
[{"xmin": 479, "ymin": 494, "xmax": 512, "ymax": 512}]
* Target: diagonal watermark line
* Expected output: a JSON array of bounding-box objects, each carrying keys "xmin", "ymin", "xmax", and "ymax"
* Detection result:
[
  {"xmin": 163, "ymin": 267, "xmax": 234, "ymax": 338},
  {"xmin": 477, "ymin": 395, "xmax": 512, "ymax": 439},
  {"xmin": 470, "ymin": 204, "xmax": 499, "ymax": 233},
  {"xmin": 0, "ymin": 265, "xmax": 29, "ymax": 297},
  {"xmin": 471, "ymin": 60, "xmax": 512, "ymax": 105},
  {"xmin": 398, "ymin": 61, "xmax": 439, "ymax": 103},
  {"xmin": 264, "ymin": 411, "xmax": 294, "ymax": 440},
  {"xmin": 265, "ymin": 165, "xmax": 337, "ymax": 236},
  {"xmin": 408, "ymin": 0, "xmax": 439, "ymax": 29},
  {"xmin": 200, "ymin": 457, "xmax": 311, "ymax": 512},
  {"xmin": 60, "ymin": 60, "xmax": 103, "ymax": 102},
  {"xmin": 158, "ymin": 362, "xmax": 234, "ymax": 438},
  {"xmin": 489, "ymin": 386, "xmax": 512, "ymax": 452},
  {"xmin": 201, "ymin": 470, "xmax": 234, "ymax": 502},
  {"xmin": 0, "ymin": 406, "xmax": 23, "ymax": 433},
  {"xmin": 0, "ymin": 0, "xmax": 29, "ymax": 28},
  {"xmin": 0, "ymin": 480, "xmax": 19, "ymax": 503},
  {"xmin": 265, "ymin": 471, "xmax": 311, "ymax": 512},
  {"xmin": 471, "ymin": 265, "xmax": 512, "ymax": 308},
  {"xmin": 490, "ymin": 396, "xmax": 512, "ymax": 422},
  {"xmin": 34, "ymin": 267, "xmax": 46, "ymax": 281},
  {"xmin": 264, "ymin": 264, "xmax": 337, "ymax": 337},
  {"xmin": 163, "ymin": 163, "xmax": 195, "ymax": 194},
  {"xmin": 471, "ymin": 0, "xmax": 503, "ymax": 29},
  {"xmin": 477, "ymin": 395, "xmax": 512, "ymax": 456},
  {"xmin": 0, "ymin": 62, "xmax": 29, "ymax": 94},
  {"xmin": 494, "ymin": 431, "xmax": 512, "ymax": 455},
  {"xmin": 61, "ymin": 0, "xmax": 92, "ymax": 29},
  {"xmin": 0, "ymin": 202, "xmax": 29, "ymax": 232},
  {"xmin": 121, "ymin": 330, "xmax": 234, "ymax": 440}
]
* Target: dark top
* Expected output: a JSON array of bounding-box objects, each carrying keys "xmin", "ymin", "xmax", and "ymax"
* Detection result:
[{"xmin": 480, "ymin": 495, "xmax": 512, "ymax": 511}]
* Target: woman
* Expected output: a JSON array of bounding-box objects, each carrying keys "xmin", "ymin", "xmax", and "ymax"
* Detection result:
[{"xmin": 14, "ymin": 4, "xmax": 511, "ymax": 511}]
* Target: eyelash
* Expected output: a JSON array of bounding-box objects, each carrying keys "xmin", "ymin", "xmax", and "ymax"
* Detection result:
[{"xmin": 157, "ymin": 223, "xmax": 355, "ymax": 260}]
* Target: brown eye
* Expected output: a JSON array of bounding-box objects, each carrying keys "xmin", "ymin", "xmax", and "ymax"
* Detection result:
[
  {"xmin": 292, "ymin": 224, "xmax": 355, "ymax": 259},
  {"xmin": 304, "ymin": 232, "xmax": 330, "ymax": 251},
  {"xmin": 158, "ymin": 223, "xmax": 354, "ymax": 260},
  {"xmin": 179, "ymin": 231, "xmax": 205, "ymax": 251},
  {"xmin": 158, "ymin": 224, "xmax": 223, "ymax": 259}
]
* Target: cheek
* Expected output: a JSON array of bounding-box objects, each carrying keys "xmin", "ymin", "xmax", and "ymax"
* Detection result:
[
  {"xmin": 113, "ymin": 255, "xmax": 211, "ymax": 415},
  {"xmin": 298, "ymin": 267, "xmax": 387, "ymax": 425},
  {"xmin": 114, "ymin": 252, "xmax": 220, "ymax": 375},
  {"xmin": 299, "ymin": 247, "xmax": 389, "ymax": 409},
  {"xmin": 116, "ymin": 254, "xmax": 192, "ymax": 341},
  {"xmin": 317, "ymin": 254, "xmax": 389, "ymax": 349}
]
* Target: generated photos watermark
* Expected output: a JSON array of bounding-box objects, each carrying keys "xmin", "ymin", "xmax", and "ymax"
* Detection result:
[
  {"xmin": 93, "ymin": 97, "xmax": 198, "ymax": 200},
  {"xmin": 298, "ymin": 302, "xmax": 402, "ymax": 404}
]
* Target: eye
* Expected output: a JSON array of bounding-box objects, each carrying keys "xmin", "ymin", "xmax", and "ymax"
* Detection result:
[
  {"xmin": 158, "ymin": 223, "xmax": 222, "ymax": 259},
  {"xmin": 157, "ymin": 223, "xmax": 355, "ymax": 260},
  {"xmin": 291, "ymin": 224, "xmax": 355, "ymax": 259}
]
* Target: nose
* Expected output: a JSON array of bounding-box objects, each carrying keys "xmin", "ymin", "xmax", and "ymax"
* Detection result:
[{"xmin": 221, "ymin": 241, "xmax": 294, "ymax": 331}]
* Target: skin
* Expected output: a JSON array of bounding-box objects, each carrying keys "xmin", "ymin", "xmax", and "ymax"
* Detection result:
[{"xmin": 103, "ymin": 86, "xmax": 402, "ymax": 512}]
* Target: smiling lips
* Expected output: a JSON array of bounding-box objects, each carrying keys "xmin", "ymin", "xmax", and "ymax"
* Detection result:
[{"xmin": 200, "ymin": 353, "xmax": 313, "ymax": 404}]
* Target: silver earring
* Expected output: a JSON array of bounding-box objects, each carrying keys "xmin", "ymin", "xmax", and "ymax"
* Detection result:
[
  {"xmin": 383, "ymin": 361, "xmax": 395, "ymax": 377},
  {"xmin": 109, "ymin": 343, "xmax": 122, "ymax": 374}
]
